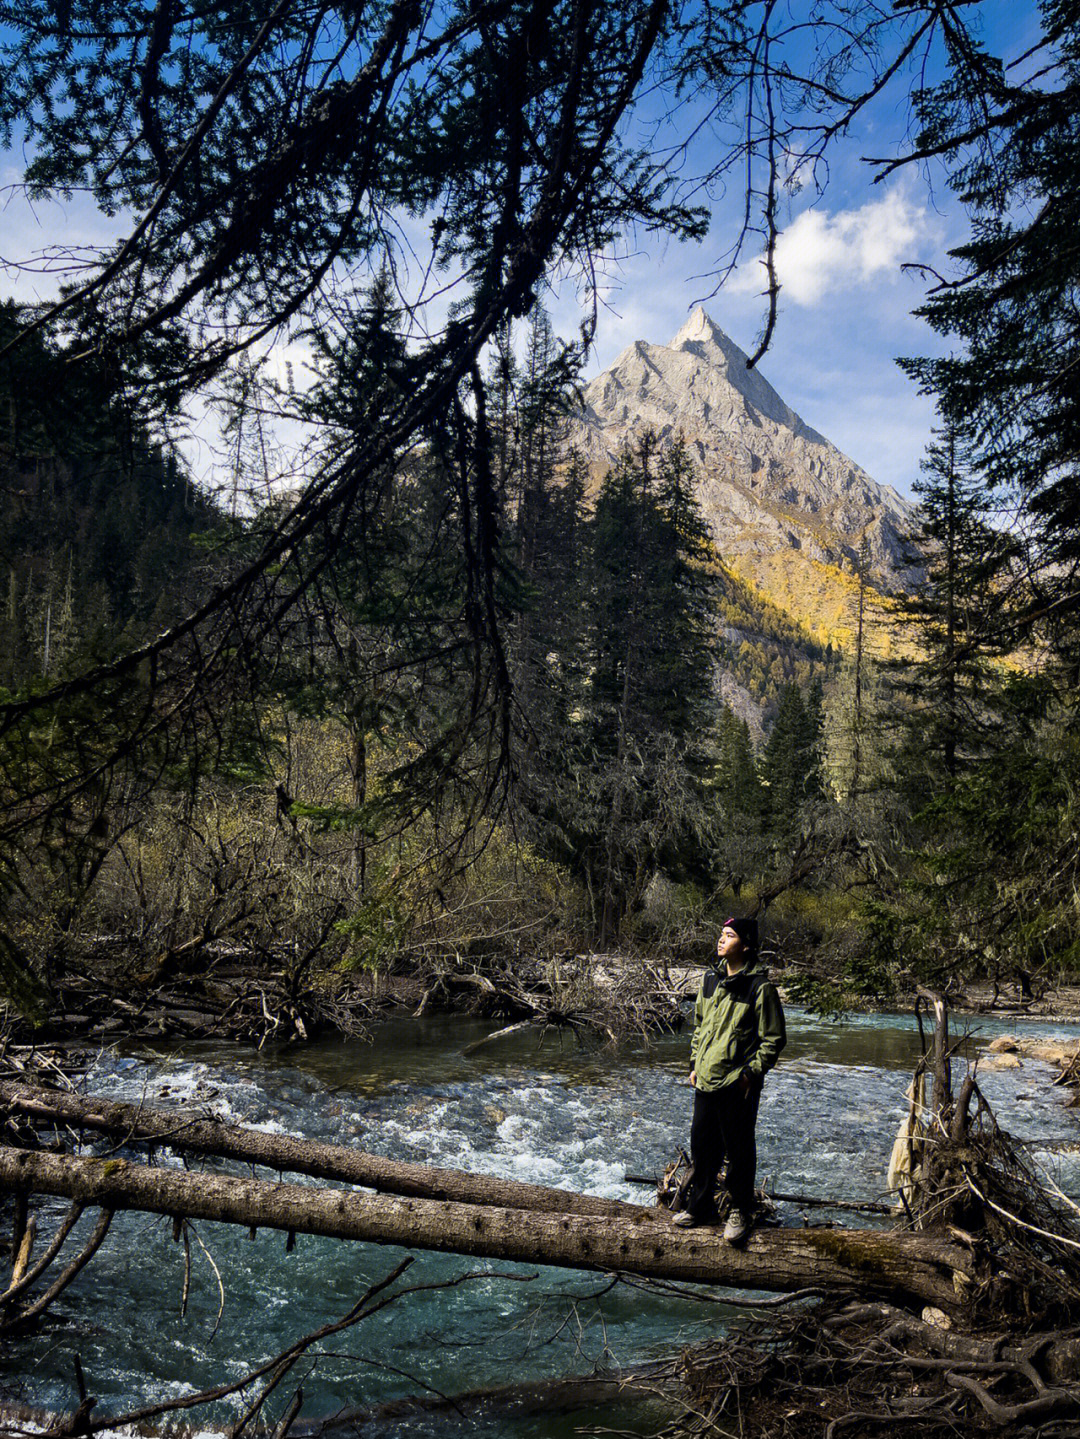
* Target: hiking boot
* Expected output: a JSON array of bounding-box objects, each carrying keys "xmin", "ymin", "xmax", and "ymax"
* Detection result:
[
  {"xmin": 723, "ymin": 1209, "xmax": 750, "ymax": 1244},
  {"xmin": 671, "ymin": 1210, "xmax": 705, "ymax": 1228}
]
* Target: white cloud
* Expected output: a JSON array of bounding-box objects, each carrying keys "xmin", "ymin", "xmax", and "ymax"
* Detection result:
[{"xmin": 730, "ymin": 183, "xmax": 942, "ymax": 307}]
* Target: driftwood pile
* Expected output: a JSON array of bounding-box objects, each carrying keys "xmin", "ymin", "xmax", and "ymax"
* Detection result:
[
  {"xmin": 20, "ymin": 949, "xmax": 688, "ymax": 1051},
  {"xmin": 31, "ymin": 955, "xmax": 372, "ymax": 1046},
  {"xmin": 677, "ymin": 1298, "xmax": 1080, "ymax": 1438},
  {"xmin": 414, "ymin": 952, "xmax": 690, "ymax": 1047}
]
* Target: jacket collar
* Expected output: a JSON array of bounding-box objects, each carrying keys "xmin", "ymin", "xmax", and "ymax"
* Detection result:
[{"xmin": 713, "ymin": 958, "xmax": 760, "ymax": 990}]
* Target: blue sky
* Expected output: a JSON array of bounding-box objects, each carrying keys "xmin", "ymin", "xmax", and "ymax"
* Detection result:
[
  {"xmin": 0, "ymin": 1, "xmax": 1046, "ymax": 500},
  {"xmin": 541, "ymin": 0, "xmax": 1046, "ymax": 498},
  {"xmin": 544, "ymin": 173, "xmax": 953, "ymax": 497}
]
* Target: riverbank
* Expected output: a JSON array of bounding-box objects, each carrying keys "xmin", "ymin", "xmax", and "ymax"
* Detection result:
[
  {"xmin": 8, "ymin": 942, "xmax": 1080, "ymax": 1056},
  {"xmin": 1, "ymin": 946, "xmax": 693, "ymax": 1050}
]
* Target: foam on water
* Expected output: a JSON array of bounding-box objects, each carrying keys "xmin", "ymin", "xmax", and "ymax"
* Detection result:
[{"xmin": 4, "ymin": 1008, "xmax": 1080, "ymax": 1438}]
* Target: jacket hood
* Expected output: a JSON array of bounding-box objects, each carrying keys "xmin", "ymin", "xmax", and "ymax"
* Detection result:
[{"xmin": 710, "ymin": 957, "xmax": 763, "ymax": 981}]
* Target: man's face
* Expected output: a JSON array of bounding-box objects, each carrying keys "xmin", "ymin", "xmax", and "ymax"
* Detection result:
[{"xmin": 717, "ymin": 926, "xmax": 745, "ymax": 965}]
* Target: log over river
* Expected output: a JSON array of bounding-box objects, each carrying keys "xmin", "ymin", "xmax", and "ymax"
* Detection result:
[{"xmin": 3, "ymin": 1007, "xmax": 1080, "ymax": 1437}]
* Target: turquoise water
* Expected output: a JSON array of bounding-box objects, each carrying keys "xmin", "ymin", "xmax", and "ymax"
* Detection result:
[{"xmin": 3, "ymin": 1005, "xmax": 1079, "ymax": 1436}]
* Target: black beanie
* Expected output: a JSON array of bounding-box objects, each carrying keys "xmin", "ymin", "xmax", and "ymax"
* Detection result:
[{"xmin": 724, "ymin": 915, "xmax": 759, "ymax": 957}]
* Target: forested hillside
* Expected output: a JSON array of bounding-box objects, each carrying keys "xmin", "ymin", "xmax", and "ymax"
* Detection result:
[
  {"xmin": 0, "ymin": 290, "xmax": 846, "ymax": 1020},
  {"xmin": 0, "ymin": 0, "xmax": 1078, "ymax": 1036},
  {"xmin": 3, "ymin": 266, "xmax": 1080, "ymax": 1027},
  {"xmin": 0, "ymin": 303, "xmax": 226, "ymax": 685}
]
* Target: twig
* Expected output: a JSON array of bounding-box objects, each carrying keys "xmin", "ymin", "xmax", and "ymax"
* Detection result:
[
  {"xmin": 963, "ymin": 1168, "xmax": 1080, "ymax": 1256},
  {"xmin": 271, "ymin": 1389, "xmax": 304, "ymax": 1439},
  {"xmin": 461, "ymin": 1019, "xmax": 536, "ymax": 1054},
  {"xmin": 1, "ymin": 1209, "xmax": 113, "ymax": 1330},
  {"xmin": 180, "ymin": 1220, "xmax": 191, "ymax": 1318},
  {"xmin": 0, "ymin": 1202, "xmax": 84, "ymax": 1305},
  {"xmin": 188, "ymin": 1221, "xmax": 226, "ymax": 1340}
]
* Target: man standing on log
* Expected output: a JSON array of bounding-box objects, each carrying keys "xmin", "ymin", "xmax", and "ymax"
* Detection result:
[{"xmin": 673, "ymin": 917, "xmax": 786, "ymax": 1242}]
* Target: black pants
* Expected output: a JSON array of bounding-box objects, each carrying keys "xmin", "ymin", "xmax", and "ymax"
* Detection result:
[{"xmin": 685, "ymin": 1081, "xmax": 761, "ymax": 1219}]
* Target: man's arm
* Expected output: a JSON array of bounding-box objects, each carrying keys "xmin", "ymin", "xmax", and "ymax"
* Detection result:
[
  {"xmin": 746, "ymin": 982, "xmax": 786, "ymax": 1080},
  {"xmin": 689, "ymin": 985, "xmax": 705, "ymax": 1070}
]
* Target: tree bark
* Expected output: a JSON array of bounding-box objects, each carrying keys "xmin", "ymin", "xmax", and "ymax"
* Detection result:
[
  {"xmin": 0, "ymin": 1080, "xmax": 639, "ymax": 1218},
  {"xmin": 0, "ymin": 1147, "xmax": 970, "ymax": 1310}
]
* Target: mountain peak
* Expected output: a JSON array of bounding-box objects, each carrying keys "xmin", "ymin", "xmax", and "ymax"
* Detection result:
[
  {"xmin": 670, "ymin": 306, "xmax": 725, "ymax": 349},
  {"xmin": 567, "ymin": 309, "xmax": 916, "ymax": 591},
  {"xmin": 662, "ymin": 308, "xmax": 820, "ymax": 441}
]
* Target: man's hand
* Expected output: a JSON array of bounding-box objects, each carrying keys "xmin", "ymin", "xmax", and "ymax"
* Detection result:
[
  {"xmin": 689, "ymin": 1069, "xmax": 696, "ymax": 1087},
  {"xmin": 737, "ymin": 1070, "xmax": 752, "ymax": 1096}
]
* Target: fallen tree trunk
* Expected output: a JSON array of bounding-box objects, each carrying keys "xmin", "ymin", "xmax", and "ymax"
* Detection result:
[
  {"xmin": 0, "ymin": 1080, "xmax": 638, "ymax": 1219},
  {"xmin": 0, "ymin": 1147, "xmax": 970, "ymax": 1310}
]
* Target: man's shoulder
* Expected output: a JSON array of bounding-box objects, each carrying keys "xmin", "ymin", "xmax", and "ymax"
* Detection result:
[
  {"xmin": 753, "ymin": 973, "xmax": 784, "ymax": 1010},
  {"xmin": 747, "ymin": 968, "xmax": 781, "ymax": 999}
]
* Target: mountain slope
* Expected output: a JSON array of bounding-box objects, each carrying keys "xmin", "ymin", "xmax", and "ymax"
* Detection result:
[{"xmin": 566, "ymin": 309, "xmax": 918, "ymax": 650}]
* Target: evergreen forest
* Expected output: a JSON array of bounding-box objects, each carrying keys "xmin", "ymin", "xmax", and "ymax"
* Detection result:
[{"xmin": 0, "ymin": 0, "xmax": 1077, "ymax": 1026}]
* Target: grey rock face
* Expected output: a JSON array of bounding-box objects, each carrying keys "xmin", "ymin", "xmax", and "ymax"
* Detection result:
[{"xmin": 567, "ymin": 308, "xmax": 918, "ymax": 590}]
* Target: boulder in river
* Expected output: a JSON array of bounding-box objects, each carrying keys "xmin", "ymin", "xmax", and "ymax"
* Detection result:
[
  {"xmin": 982, "ymin": 1052, "xmax": 1022, "ymax": 1070},
  {"xmin": 1026, "ymin": 1040, "xmax": 1077, "ymax": 1065}
]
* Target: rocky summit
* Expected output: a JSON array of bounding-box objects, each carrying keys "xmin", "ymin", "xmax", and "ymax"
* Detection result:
[{"xmin": 566, "ymin": 308, "xmax": 919, "ymax": 649}]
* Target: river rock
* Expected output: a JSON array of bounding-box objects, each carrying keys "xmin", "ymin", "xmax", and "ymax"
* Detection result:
[
  {"xmin": 982, "ymin": 1053, "xmax": 1021, "ymax": 1070},
  {"xmin": 987, "ymin": 1036, "xmax": 1019, "ymax": 1053},
  {"xmin": 1025, "ymin": 1040, "xmax": 1076, "ymax": 1065}
]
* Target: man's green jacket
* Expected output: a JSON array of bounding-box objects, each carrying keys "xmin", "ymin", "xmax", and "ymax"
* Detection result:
[{"xmin": 690, "ymin": 960, "xmax": 786, "ymax": 1092}]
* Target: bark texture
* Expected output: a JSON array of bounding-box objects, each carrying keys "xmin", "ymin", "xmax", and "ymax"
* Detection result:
[
  {"xmin": 0, "ymin": 1146, "xmax": 970, "ymax": 1309},
  {"xmin": 0, "ymin": 1080, "xmax": 640, "ymax": 1217}
]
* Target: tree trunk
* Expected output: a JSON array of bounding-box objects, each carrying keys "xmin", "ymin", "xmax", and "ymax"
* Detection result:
[
  {"xmin": 0, "ymin": 1080, "xmax": 637, "ymax": 1218},
  {"xmin": 0, "ymin": 1147, "xmax": 970, "ymax": 1310}
]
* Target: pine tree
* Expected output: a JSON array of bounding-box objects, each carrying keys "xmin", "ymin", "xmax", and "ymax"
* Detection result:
[
  {"xmin": 760, "ymin": 683, "xmax": 822, "ymax": 835},
  {"xmin": 505, "ymin": 308, "xmax": 582, "ymax": 734},
  {"xmin": 822, "ymin": 538, "xmax": 887, "ymax": 819},
  {"xmin": 713, "ymin": 705, "xmax": 766, "ymax": 897},
  {"xmin": 574, "ymin": 434, "xmax": 720, "ymax": 942},
  {"xmin": 896, "ymin": 420, "xmax": 1017, "ymax": 791},
  {"xmin": 901, "ymin": 1, "xmax": 1080, "ymax": 673},
  {"xmin": 272, "ymin": 279, "xmax": 501, "ymax": 895}
]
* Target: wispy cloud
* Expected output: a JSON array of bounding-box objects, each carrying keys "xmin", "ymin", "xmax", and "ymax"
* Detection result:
[{"xmin": 730, "ymin": 183, "xmax": 943, "ymax": 306}]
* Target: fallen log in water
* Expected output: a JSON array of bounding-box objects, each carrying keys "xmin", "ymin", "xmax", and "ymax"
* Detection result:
[
  {"xmin": 0, "ymin": 1079, "xmax": 638, "ymax": 1218},
  {"xmin": 0, "ymin": 1146, "xmax": 971, "ymax": 1310}
]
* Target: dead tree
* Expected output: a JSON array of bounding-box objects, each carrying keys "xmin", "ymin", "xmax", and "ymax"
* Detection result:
[
  {"xmin": 0, "ymin": 1079, "xmax": 636, "ymax": 1218},
  {"xmin": 0, "ymin": 1144, "xmax": 970, "ymax": 1312}
]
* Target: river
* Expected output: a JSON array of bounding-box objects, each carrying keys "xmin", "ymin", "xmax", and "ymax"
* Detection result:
[{"xmin": 4, "ymin": 1006, "xmax": 1080, "ymax": 1437}]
